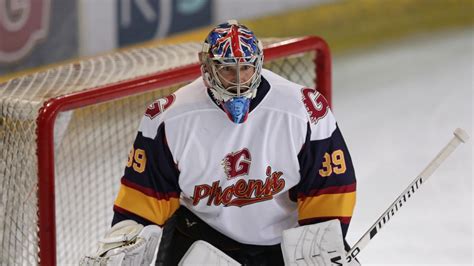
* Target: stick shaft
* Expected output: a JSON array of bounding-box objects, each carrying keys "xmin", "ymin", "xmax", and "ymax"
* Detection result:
[{"xmin": 346, "ymin": 131, "xmax": 466, "ymax": 263}]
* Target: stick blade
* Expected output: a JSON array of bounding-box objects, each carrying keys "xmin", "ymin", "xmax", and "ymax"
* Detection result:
[{"xmin": 454, "ymin": 128, "xmax": 470, "ymax": 143}]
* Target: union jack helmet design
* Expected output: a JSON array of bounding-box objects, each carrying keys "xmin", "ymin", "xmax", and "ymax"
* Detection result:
[{"xmin": 199, "ymin": 20, "xmax": 264, "ymax": 103}]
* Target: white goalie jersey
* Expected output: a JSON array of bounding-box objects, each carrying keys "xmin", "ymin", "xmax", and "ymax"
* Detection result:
[{"xmin": 112, "ymin": 68, "xmax": 357, "ymax": 246}]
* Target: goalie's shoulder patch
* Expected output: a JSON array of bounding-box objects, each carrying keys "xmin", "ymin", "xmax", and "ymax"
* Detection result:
[
  {"xmin": 145, "ymin": 94, "xmax": 176, "ymax": 120},
  {"xmin": 301, "ymin": 87, "xmax": 329, "ymax": 125}
]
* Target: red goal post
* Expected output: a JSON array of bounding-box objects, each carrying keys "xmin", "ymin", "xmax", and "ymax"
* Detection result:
[{"xmin": 0, "ymin": 36, "xmax": 331, "ymax": 265}]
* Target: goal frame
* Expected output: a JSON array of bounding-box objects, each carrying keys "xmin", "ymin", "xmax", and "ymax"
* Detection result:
[{"xmin": 35, "ymin": 36, "xmax": 331, "ymax": 265}]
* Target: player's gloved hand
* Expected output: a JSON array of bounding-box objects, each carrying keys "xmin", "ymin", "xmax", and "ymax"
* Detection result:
[{"xmin": 80, "ymin": 220, "xmax": 162, "ymax": 266}]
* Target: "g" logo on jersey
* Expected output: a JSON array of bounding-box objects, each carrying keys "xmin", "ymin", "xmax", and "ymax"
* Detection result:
[
  {"xmin": 222, "ymin": 148, "xmax": 251, "ymax": 180},
  {"xmin": 301, "ymin": 87, "xmax": 329, "ymax": 124},
  {"xmin": 145, "ymin": 94, "xmax": 175, "ymax": 119}
]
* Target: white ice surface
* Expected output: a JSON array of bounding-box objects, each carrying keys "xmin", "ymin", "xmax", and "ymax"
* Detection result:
[{"xmin": 333, "ymin": 28, "xmax": 473, "ymax": 265}]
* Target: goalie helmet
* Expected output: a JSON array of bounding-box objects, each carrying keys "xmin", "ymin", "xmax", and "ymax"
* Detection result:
[{"xmin": 199, "ymin": 20, "xmax": 264, "ymax": 124}]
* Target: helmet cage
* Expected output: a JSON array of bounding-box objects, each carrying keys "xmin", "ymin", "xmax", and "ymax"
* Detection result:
[{"xmin": 206, "ymin": 54, "xmax": 263, "ymax": 102}]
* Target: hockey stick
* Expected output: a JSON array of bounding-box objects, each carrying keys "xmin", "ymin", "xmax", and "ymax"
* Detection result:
[{"xmin": 346, "ymin": 128, "xmax": 470, "ymax": 263}]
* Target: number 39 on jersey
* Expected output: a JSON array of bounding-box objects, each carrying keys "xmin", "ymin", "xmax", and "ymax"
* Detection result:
[
  {"xmin": 319, "ymin": 149, "xmax": 347, "ymax": 177},
  {"xmin": 127, "ymin": 147, "xmax": 147, "ymax": 173}
]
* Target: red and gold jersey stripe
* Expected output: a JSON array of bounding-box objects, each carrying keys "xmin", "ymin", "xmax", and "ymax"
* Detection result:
[
  {"xmin": 114, "ymin": 182, "xmax": 180, "ymax": 226},
  {"xmin": 298, "ymin": 184, "xmax": 356, "ymax": 222}
]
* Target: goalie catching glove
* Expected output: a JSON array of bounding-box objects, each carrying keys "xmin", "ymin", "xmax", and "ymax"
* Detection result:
[{"xmin": 80, "ymin": 220, "xmax": 162, "ymax": 266}]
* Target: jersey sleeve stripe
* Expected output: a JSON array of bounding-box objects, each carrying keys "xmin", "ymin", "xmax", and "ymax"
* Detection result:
[
  {"xmin": 298, "ymin": 183, "xmax": 356, "ymax": 199},
  {"xmin": 121, "ymin": 177, "xmax": 180, "ymax": 199},
  {"xmin": 299, "ymin": 216, "xmax": 352, "ymax": 226},
  {"xmin": 114, "ymin": 183, "xmax": 180, "ymax": 225},
  {"xmin": 297, "ymin": 191, "xmax": 356, "ymax": 220},
  {"xmin": 113, "ymin": 205, "xmax": 157, "ymax": 225}
]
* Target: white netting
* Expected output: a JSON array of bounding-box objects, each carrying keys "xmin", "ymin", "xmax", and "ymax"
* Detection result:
[{"xmin": 0, "ymin": 39, "xmax": 318, "ymax": 265}]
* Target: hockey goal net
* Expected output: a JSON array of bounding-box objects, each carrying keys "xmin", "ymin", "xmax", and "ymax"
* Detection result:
[{"xmin": 0, "ymin": 36, "xmax": 331, "ymax": 265}]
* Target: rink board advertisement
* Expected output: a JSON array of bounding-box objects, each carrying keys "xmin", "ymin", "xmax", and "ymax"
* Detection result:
[
  {"xmin": 0, "ymin": 0, "xmax": 214, "ymax": 74},
  {"xmin": 1, "ymin": 0, "xmax": 470, "ymax": 77},
  {"xmin": 0, "ymin": 0, "xmax": 78, "ymax": 75},
  {"xmin": 117, "ymin": 0, "xmax": 212, "ymax": 46},
  {"xmin": 0, "ymin": 0, "xmax": 326, "ymax": 75},
  {"xmin": 79, "ymin": 0, "xmax": 213, "ymax": 56}
]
